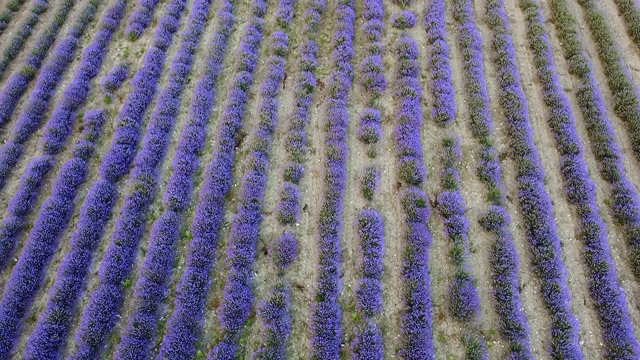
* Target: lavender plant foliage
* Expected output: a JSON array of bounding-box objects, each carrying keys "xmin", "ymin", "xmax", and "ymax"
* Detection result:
[
  {"xmin": 157, "ymin": 3, "xmax": 266, "ymax": 358},
  {"xmin": 0, "ymin": 0, "xmax": 77, "ymax": 129},
  {"xmin": 23, "ymin": 0, "xmax": 189, "ymax": 357},
  {"xmin": 452, "ymin": 0, "xmax": 531, "ymax": 356},
  {"xmin": 392, "ymin": 10, "xmax": 415, "ymax": 29},
  {"xmin": 394, "ymin": 34, "xmax": 434, "ymax": 360},
  {"xmin": 0, "ymin": 0, "xmax": 27, "ymax": 33},
  {"xmin": 101, "ymin": 63, "xmax": 128, "ymax": 92},
  {"xmin": 0, "ymin": 0, "xmax": 123, "ymax": 271},
  {"xmin": 351, "ymin": 323, "xmax": 383, "ymax": 360},
  {"xmin": 486, "ymin": 0, "xmax": 583, "ymax": 357},
  {"xmin": 0, "ymin": 110, "xmax": 105, "ymax": 358},
  {"xmin": 550, "ymin": 0, "xmax": 640, "ymax": 281},
  {"xmin": 612, "ymin": 0, "xmax": 640, "ymax": 49},
  {"xmin": 310, "ymin": 1, "xmax": 353, "ymax": 358},
  {"xmin": 70, "ymin": 1, "xmax": 207, "ymax": 358},
  {"xmin": 0, "ymin": 0, "xmax": 48, "ymax": 78},
  {"xmin": 114, "ymin": 3, "xmax": 236, "ymax": 358},
  {"xmin": 360, "ymin": 165, "xmax": 379, "ymax": 201},
  {"xmin": 125, "ymin": 0, "xmax": 160, "ymax": 40},
  {"xmin": 357, "ymin": 108, "xmax": 381, "ymax": 144},
  {"xmin": 521, "ymin": 0, "xmax": 640, "ymax": 358}
]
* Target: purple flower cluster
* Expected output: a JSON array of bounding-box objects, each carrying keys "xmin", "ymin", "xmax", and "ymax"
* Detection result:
[
  {"xmin": 114, "ymin": 2, "xmax": 236, "ymax": 358},
  {"xmin": 391, "ymin": 10, "xmax": 415, "ymax": 29},
  {"xmin": 524, "ymin": 0, "xmax": 640, "ymax": 357},
  {"xmin": 436, "ymin": 137, "xmax": 481, "ymax": 322},
  {"xmin": 0, "ymin": 0, "xmax": 122, "ymax": 269},
  {"xmin": 210, "ymin": 28, "xmax": 287, "ymax": 360},
  {"xmin": 309, "ymin": 1, "xmax": 354, "ymax": 358},
  {"xmin": 360, "ymin": 0, "xmax": 385, "ymax": 98},
  {"xmin": 255, "ymin": 1, "xmax": 324, "ymax": 358},
  {"xmin": 425, "ymin": 0, "xmax": 455, "ymax": 127},
  {"xmin": 549, "ymin": 1, "xmax": 640, "ymax": 280},
  {"xmin": 101, "ymin": 63, "xmax": 128, "ymax": 92},
  {"xmin": 156, "ymin": 2, "xmax": 266, "ymax": 357},
  {"xmin": 575, "ymin": 0, "xmax": 640, "ymax": 164},
  {"xmin": 351, "ymin": 210, "xmax": 384, "ymax": 359},
  {"xmin": 0, "ymin": 0, "xmax": 27, "ymax": 33},
  {"xmin": 0, "ymin": 0, "xmax": 48, "ymax": 78},
  {"xmin": 356, "ymin": 109, "xmax": 382, "ymax": 145},
  {"xmin": 275, "ymin": 0, "xmax": 293, "ymax": 27},
  {"xmin": 69, "ymin": 1, "xmax": 208, "ymax": 358},
  {"xmin": 486, "ymin": 0, "xmax": 583, "ymax": 357},
  {"xmin": 23, "ymin": 0, "xmax": 188, "ymax": 357},
  {"xmin": 0, "ymin": 0, "xmax": 78, "ymax": 129},
  {"xmin": 125, "ymin": 0, "xmax": 159, "ymax": 40},
  {"xmin": 452, "ymin": 1, "xmax": 531, "ymax": 356},
  {"xmin": 0, "ymin": 110, "xmax": 105, "ymax": 358},
  {"xmin": 394, "ymin": 34, "xmax": 434, "ymax": 360}
]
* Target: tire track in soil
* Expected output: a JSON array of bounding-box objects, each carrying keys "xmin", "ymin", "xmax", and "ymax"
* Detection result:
[
  {"xmin": 506, "ymin": 0, "xmax": 603, "ymax": 357},
  {"xmin": 194, "ymin": 0, "xmax": 280, "ymax": 354},
  {"xmin": 148, "ymin": 0, "xmax": 252, "ymax": 354},
  {"xmin": 58, "ymin": 0, "xmax": 189, "ymax": 355},
  {"xmin": 282, "ymin": 2, "xmax": 332, "ymax": 357},
  {"xmin": 102, "ymin": 0, "xmax": 222, "ymax": 355},
  {"xmin": 445, "ymin": 1, "xmax": 505, "ymax": 356},
  {"xmin": 242, "ymin": 0, "xmax": 306, "ymax": 356},
  {"xmin": 472, "ymin": 0, "xmax": 550, "ymax": 357},
  {"xmin": 0, "ymin": 0, "xmax": 108, "ymax": 288},
  {"xmin": 540, "ymin": 0, "xmax": 640, "ymax": 342}
]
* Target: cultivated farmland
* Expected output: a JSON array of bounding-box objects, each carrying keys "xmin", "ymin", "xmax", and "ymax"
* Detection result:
[{"xmin": 0, "ymin": 0, "xmax": 638, "ymax": 358}]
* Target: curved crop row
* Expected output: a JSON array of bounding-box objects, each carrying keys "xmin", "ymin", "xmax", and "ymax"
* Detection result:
[
  {"xmin": 70, "ymin": 1, "xmax": 209, "ymax": 357},
  {"xmin": 485, "ymin": 0, "xmax": 582, "ymax": 357},
  {"xmin": 0, "ymin": 0, "xmax": 48, "ymax": 78},
  {"xmin": 393, "ymin": 33, "xmax": 433, "ymax": 360},
  {"xmin": 0, "ymin": 0, "xmax": 76, "ymax": 128},
  {"xmin": 309, "ymin": 0, "xmax": 354, "ymax": 358},
  {"xmin": 0, "ymin": 110, "xmax": 106, "ymax": 358},
  {"xmin": 125, "ymin": 0, "xmax": 159, "ymax": 40},
  {"xmin": 574, "ymin": 0, "xmax": 640, "ymax": 165},
  {"xmin": 550, "ymin": 0, "xmax": 640, "ymax": 282},
  {"xmin": 0, "ymin": 0, "xmax": 112, "ymax": 268},
  {"xmin": 451, "ymin": 0, "xmax": 531, "ymax": 357},
  {"xmin": 114, "ymin": 1, "xmax": 237, "ymax": 358},
  {"xmin": 22, "ymin": 0, "xmax": 189, "ymax": 357},
  {"xmin": 0, "ymin": 0, "xmax": 27, "ymax": 34},
  {"xmin": 612, "ymin": 0, "xmax": 640, "ymax": 50},
  {"xmin": 520, "ymin": 0, "xmax": 640, "ymax": 358},
  {"xmin": 156, "ymin": 1, "xmax": 267, "ymax": 357},
  {"xmin": 210, "ymin": 29, "xmax": 288, "ymax": 360},
  {"xmin": 255, "ymin": 0, "xmax": 324, "ymax": 358}
]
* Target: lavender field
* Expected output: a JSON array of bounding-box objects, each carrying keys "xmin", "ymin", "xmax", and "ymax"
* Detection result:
[{"xmin": 0, "ymin": 0, "xmax": 639, "ymax": 358}]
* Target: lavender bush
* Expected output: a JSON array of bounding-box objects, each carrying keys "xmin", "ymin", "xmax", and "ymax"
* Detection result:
[
  {"xmin": 125, "ymin": 0, "xmax": 159, "ymax": 40},
  {"xmin": 0, "ymin": 0, "xmax": 48, "ymax": 78},
  {"xmin": 425, "ymin": 0, "xmax": 454, "ymax": 127},
  {"xmin": 101, "ymin": 63, "xmax": 128, "ymax": 92}
]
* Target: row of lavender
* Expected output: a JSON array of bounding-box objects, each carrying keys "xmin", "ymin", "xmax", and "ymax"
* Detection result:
[
  {"xmin": 452, "ymin": 0, "xmax": 531, "ymax": 357},
  {"xmin": 255, "ymin": 0, "xmax": 324, "ymax": 358},
  {"xmin": 350, "ymin": 0, "xmax": 384, "ymax": 357},
  {"xmin": 309, "ymin": 0, "xmax": 354, "ymax": 357},
  {"xmin": 426, "ymin": 0, "xmax": 487, "ymax": 357},
  {"xmin": 17, "ymin": 0, "xmax": 186, "ymax": 357}
]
